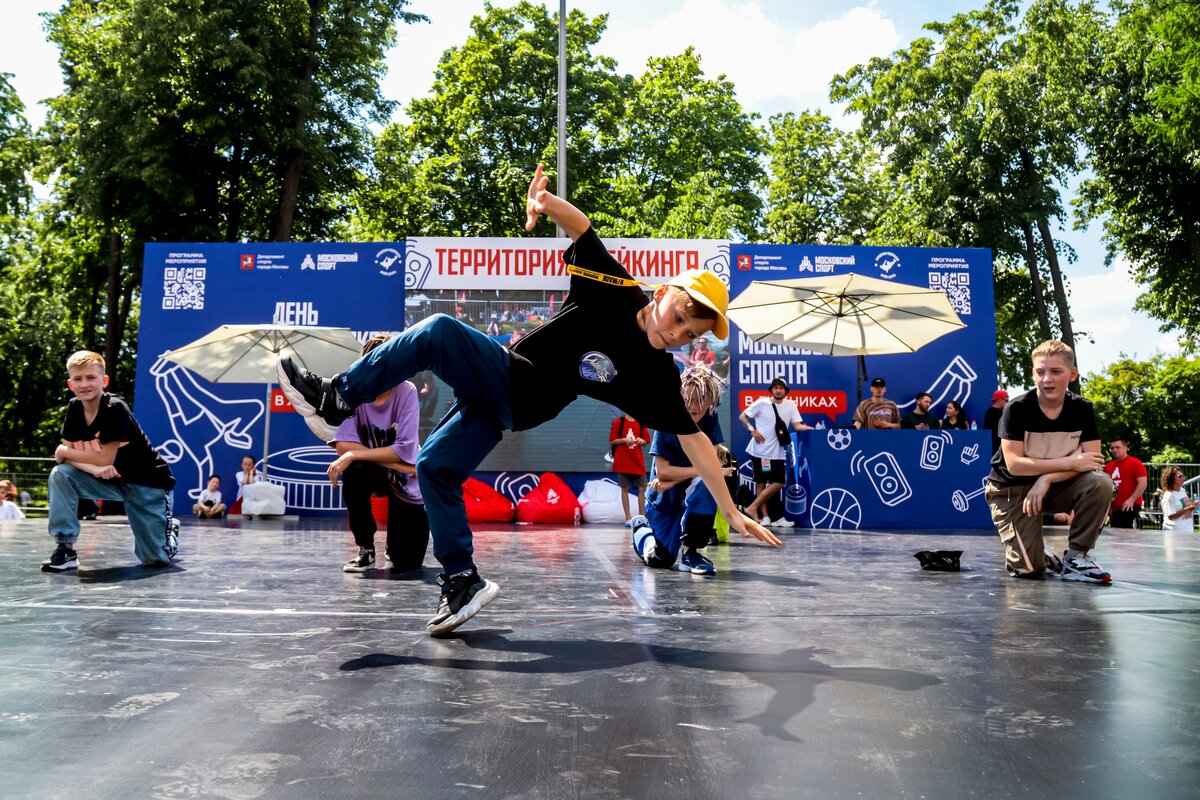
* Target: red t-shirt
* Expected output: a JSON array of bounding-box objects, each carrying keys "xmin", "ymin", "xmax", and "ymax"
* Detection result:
[
  {"xmin": 1104, "ymin": 455, "xmax": 1147, "ymax": 510},
  {"xmin": 610, "ymin": 417, "xmax": 649, "ymax": 475}
]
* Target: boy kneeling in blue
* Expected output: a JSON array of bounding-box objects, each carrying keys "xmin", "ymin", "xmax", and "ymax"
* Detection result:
[
  {"xmin": 277, "ymin": 164, "xmax": 780, "ymax": 636},
  {"xmin": 632, "ymin": 364, "xmax": 731, "ymax": 575}
]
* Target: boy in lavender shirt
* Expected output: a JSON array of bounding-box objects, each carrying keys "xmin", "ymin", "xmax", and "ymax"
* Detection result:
[{"xmin": 326, "ymin": 334, "xmax": 430, "ymax": 573}]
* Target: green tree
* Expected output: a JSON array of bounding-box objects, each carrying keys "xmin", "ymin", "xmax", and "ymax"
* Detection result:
[
  {"xmin": 1076, "ymin": 0, "xmax": 1200, "ymax": 346},
  {"xmin": 1084, "ymin": 354, "xmax": 1200, "ymax": 462},
  {"xmin": 763, "ymin": 110, "xmax": 886, "ymax": 245},
  {"xmin": 0, "ymin": 73, "xmax": 32, "ymax": 238},
  {"xmin": 40, "ymin": 0, "xmax": 421, "ymax": 368},
  {"xmin": 598, "ymin": 48, "xmax": 764, "ymax": 240},
  {"xmin": 346, "ymin": 1, "xmax": 628, "ymax": 239},
  {"xmin": 832, "ymin": 0, "xmax": 1106, "ymax": 380}
]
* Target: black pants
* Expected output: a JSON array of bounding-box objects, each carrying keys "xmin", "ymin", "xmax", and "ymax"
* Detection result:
[
  {"xmin": 1109, "ymin": 508, "xmax": 1140, "ymax": 529},
  {"xmin": 342, "ymin": 461, "xmax": 430, "ymax": 570}
]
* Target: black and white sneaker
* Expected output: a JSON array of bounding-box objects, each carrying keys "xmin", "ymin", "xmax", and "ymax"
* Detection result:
[
  {"xmin": 426, "ymin": 569, "xmax": 499, "ymax": 636},
  {"xmin": 42, "ymin": 543, "xmax": 79, "ymax": 572},
  {"xmin": 276, "ymin": 357, "xmax": 352, "ymax": 442},
  {"xmin": 343, "ymin": 547, "xmax": 376, "ymax": 572},
  {"xmin": 1061, "ymin": 550, "xmax": 1111, "ymax": 584}
]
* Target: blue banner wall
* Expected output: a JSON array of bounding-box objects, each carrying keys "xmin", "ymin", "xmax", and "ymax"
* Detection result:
[
  {"xmin": 135, "ymin": 243, "xmax": 406, "ymax": 515},
  {"xmin": 728, "ymin": 244, "xmax": 997, "ymax": 529}
]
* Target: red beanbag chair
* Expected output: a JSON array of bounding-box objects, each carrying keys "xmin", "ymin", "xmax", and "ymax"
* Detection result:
[
  {"xmin": 462, "ymin": 477, "xmax": 516, "ymax": 523},
  {"xmin": 516, "ymin": 472, "xmax": 582, "ymax": 524}
]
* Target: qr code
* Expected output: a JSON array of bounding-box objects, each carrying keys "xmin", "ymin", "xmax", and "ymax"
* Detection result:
[
  {"xmin": 930, "ymin": 271, "xmax": 971, "ymax": 315},
  {"xmin": 163, "ymin": 267, "xmax": 206, "ymax": 310}
]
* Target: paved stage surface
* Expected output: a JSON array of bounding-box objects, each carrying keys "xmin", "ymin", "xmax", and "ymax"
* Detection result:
[{"xmin": 1, "ymin": 516, "xmax": 1198, "ymax": 799}]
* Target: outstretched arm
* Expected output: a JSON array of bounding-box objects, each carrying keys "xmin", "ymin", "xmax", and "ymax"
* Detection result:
[
  {"xmin": 678, "ymin": 431, "xmax": 781, "ymax": 546},
  {"xmin": 525, "ymin": 164, "xmax": 590, "ymax": 241}
]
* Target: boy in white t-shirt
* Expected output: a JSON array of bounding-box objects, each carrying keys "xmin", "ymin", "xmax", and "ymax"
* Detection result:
[
  {"xmin": 193, "ymin": 475, "xmax": 226, "ymax": 519},
  {"xmin": 738, "ymin": 378, "xmax": 810, "ymax": 527}
]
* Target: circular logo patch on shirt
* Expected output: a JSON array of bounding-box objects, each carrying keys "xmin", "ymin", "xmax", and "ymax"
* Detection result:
[{"xmin": 579, "ymin": 352, "xmax": 617, "ymax": 383}]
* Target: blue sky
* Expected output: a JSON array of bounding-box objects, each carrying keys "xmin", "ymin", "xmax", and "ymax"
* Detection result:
[{"xmin": 0, "ymin": 0, "xmax": 1178, "ymax": 383}]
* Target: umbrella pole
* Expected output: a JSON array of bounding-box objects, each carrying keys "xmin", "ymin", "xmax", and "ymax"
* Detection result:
[
  {"xmin": 262, "ymin": 383, "xmax": 272, "ymax": 479},
  {"xmin": 857, "ymin": 355, "xmax": 866, "ymax": 404}
]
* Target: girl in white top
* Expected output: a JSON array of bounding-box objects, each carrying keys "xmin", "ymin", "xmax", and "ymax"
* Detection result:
[
  {"xmin": 0, "ymin": 479, "xmax": 25, "ymax": 520},
  {"xmin": 235, "ymin": 454, "xmax": 264, "ymax": 500},
  {"xmin": 1159, "ymin": 466, "xmax": 1197, "ymax": 533}
]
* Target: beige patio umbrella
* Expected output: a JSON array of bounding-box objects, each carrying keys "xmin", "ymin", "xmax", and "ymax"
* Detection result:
[
  {"xmin": 160, "ymin": 324, "xmax": 363, "ymax": 475},
  {"xmin": 727, "ymin": 273, "xmax": 966, "ymax": 401}
]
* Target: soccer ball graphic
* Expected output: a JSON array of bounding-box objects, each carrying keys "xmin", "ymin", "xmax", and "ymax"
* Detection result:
[{"xmin": 826, "ymin": 428, "xmax": 853, "ymax": 451}]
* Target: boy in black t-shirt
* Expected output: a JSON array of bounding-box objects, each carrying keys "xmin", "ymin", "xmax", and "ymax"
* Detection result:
[
  {"xmin": 278, "ymin": 164, "xmax": 780, "ymax": 636},
  {"xmin": 43, "ymin": 350, "xmax": 179, "ymax": 572},
  {"xmin": 984, "ymin": 340, "xmax": 1113, "ymax": 583}
]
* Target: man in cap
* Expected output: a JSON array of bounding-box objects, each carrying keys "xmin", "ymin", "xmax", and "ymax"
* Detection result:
[
  {"xmin": 739, "ymin": 377, "xmax": 811, "ymax": 527},
  {"xmin": 852, "ymin": 377, "xmax": 900, "ymax": 430},
  {"xmin": 983, "ymin": 390, "xmax": 1009, "ymax": 455}
]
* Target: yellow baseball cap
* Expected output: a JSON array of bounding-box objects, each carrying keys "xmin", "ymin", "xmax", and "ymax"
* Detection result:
[{"xmin": 664, "ymin": 270, "xmax": 729, "ymax": 339}]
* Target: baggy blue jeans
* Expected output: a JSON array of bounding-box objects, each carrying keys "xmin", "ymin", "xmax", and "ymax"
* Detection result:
[
  {"xmin": 643, "ymin": 477, "xmax": 718, "ymax": 565},
  {"xmin": 336, "ymin": 314, "xmax": 513, "ymax": 574},
  {"xmin": 48, "ymin": 464, "xmax": 175, "ymax": 566}
]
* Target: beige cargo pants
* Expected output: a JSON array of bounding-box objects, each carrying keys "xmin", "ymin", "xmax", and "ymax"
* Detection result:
[{"xmin": 984, "ymin": 471, "xmax": 1114, "ymax": 577}]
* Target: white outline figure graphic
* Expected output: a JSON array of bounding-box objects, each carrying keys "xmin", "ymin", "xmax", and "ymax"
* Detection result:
[
  {"xmin": 894, "ymin": 355, "xmax": 978, "ymax": 413},
  {"xmin": 495, "ymin": 472, "xmax": 540, "ymax": 505},
  {"xmin": 264, "ymin": 445, "xmax": 343, "ymax": 511},
  {"xmin": 960, "ymin": 443, "xmax": 981, "ymax": 465},
  {"xmin": 150, "ymin": 359, "xmax": 263, "ymax": 500}
]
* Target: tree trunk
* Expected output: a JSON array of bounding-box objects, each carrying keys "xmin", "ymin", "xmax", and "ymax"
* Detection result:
[
  {"xmin": 1036, "ymin": 215, "xmax": 1075, "ymax": 352},
  {"xmin": 104, "ymin": 230, "xmax": 123, "ymax": 369},
  {"xmin": 1184, "ymin": 210, "xmax": 1200, "ymax": 270},
  {"xmin": 271, "ymin": 0, "xmax": 324, "ymax": 242},
  {"xmin": 1021, "ymin": 221, "xmax": 1052, "ymax": 340},
  {"xmin": 226, "ymin": 138, "xmax": 244, "ymax": 241}
]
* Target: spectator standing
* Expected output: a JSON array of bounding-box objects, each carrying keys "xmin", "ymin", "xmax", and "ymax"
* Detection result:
[
  {"xmin": 900, "ymin": 392, "xmax": 941, "ymax": 430},
  {"xmin": 609, "ymin": 413, "xmax": 650, "ymax": 526},
  {"xmin": 1159, "ymin": 467, "xmax": 1197, "ymax": 533},
  {"xmin": 983, "ymin": 390, "xmax": 1009, "ymax": 454},
  {"xmin": 852, "ymin": 377, "xmax": 900, "ymax": 430},
  {"xmin": 739, "ymin": 377, "xmax": 810, "ymax": 527},
  {"xmin": 1104, "ymin": 440, "xmax": 1148, "ymax": 528}
]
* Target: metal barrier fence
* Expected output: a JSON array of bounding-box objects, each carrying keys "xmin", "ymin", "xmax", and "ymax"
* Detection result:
[
  {"xmin": 1140, "ymin": 463, "xmax": 1200, "ymax": 530},
  {"xmin": 0, "ymin": 456, "xmax": 56, "ymax": 515}
]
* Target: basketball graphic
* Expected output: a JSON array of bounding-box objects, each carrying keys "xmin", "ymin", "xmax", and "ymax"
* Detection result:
[{"xmin": 809, "ymin": 488, "xmax": 862, "ymax": 529}]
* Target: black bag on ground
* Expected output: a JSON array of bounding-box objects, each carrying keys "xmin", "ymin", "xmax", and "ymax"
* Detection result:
[{"xmin": 914, "ymin": 550, "xmax": 962, "ymax": 572}]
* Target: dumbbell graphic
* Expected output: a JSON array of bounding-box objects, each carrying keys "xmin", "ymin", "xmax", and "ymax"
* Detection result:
[{"xmin": 952, "ymin": 477, "xmax": 988, "ymax": 512}]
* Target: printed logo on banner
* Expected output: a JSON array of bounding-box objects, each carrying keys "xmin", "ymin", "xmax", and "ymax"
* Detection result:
[
  {"xmin": 406, "ymin": 248, "xmax": 433, "ymax": 289},
  {"xmin": 703, "ymin": 244, "xmax": 730, "ymax": 283},
  {"xmin": 301, "ymin": 254, "xmax": 316, "ymax": 270},
  {"xmin": 240, "ymin": 254, "xmax": 255, "ymax": 270},
  {"xmin": 163, "ymin": 267, "xmax": 206, "ymax": 310},
  {"xmin": 375, "ymin": 247, "xmax": 402, "ymax": 277},
  {"xmin": 874, "ymin": 251, "xmax": 900, "ymax": 279},
  {"xmin": 799, "ymin": 256, "xmax": 814, "ymax": 272},
  {"xmin": 737, "ymin": 254, "xmax": 752, "ymax": 271}
]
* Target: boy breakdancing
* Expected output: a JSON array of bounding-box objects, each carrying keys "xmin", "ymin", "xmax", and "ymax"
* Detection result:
[{"xmin": 278, "ymin": 165, "xmax": 779, "ymax": 635}]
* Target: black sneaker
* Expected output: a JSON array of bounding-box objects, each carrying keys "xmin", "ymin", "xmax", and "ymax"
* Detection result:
[
  {"xmin": 42, "ymin": 543, "xmax": 79, "ymax": 572},
  {"xmin": 276, "ymin": 357, "xmax": 352, "ymax": 441},
  {"xmin": 343, "ymin": 547, "xmax": 376, "ymax": 573},
  {"xmin": 426, "ymin": 569, "xmax": 499, "ymax": 636}
]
